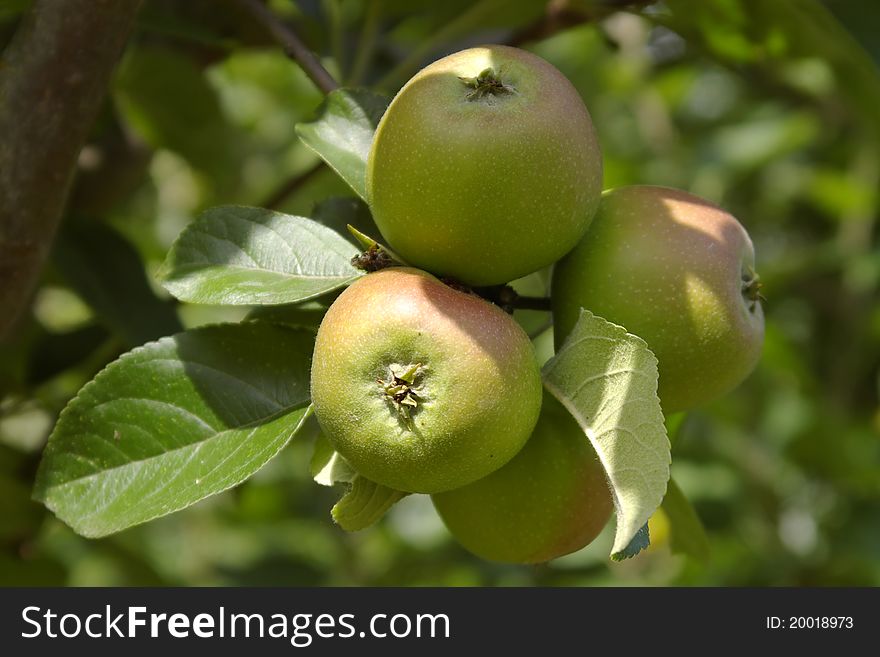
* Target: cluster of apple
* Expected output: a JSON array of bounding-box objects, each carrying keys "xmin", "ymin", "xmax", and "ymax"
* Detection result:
[{"xmin": 310, "ymin": 45, "xmax": 765, "ymax": 563}]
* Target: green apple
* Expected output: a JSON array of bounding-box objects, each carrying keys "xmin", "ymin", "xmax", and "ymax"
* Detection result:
[
  {"xmin": 366, "ymin": 44, "xmax": 603, "ymax": 286},
  {"xmin": 552, "ymin": 185, "xmax": 765, "ymax": 412},
  {"xmin": 432, "ymin": 393, "xmax": 612, "ymax": 564},
  {"xmin": 310, "ymin": 267, "xmax": 542, "ymax": 494}
]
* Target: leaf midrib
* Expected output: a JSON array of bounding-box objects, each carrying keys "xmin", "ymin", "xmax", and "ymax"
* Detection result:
[
  {"xmin": 39, "ymin": 400, "xmax": 310, "ymax": 494},
  {"xmin": 165, "ymin": 263, "xmax": 360, "ymax": 281}
]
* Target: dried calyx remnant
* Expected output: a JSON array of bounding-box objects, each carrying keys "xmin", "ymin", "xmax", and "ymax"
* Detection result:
[
  {"xmin": 378, "ymin": 363, "xmax": 425, "ymax": 429},
  {"xmin": 742, "ymin": 266, "xmax": 765, "ymax": 312},
  {"xmin": 459, "ymin": 67, "xmax": 516, "ymax": 101},
  {"xmin": 352, "ymin": 244, "xmax": 394, "ymax": 272}
]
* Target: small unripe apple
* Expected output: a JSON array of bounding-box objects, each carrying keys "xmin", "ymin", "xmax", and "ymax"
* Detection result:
[
  {"xmin": 432, "ymin": 393, "xmax": 612, "ymax": 564},
  {"xmin": 367, "ymin": 45, "xmax": 603, "ymax": 286},
  {"xmin": 552, "ymin": 185, "xmax": 765, "ymax": 412},
  {"xmin": 310, "ymin": 267, "xmax": 542, "ymax": 494}
]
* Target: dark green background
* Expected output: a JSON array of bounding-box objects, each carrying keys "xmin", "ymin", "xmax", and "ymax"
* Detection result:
[{"xmin": 1, "ymin": 0, "xmax": 878, "ymax": 586}]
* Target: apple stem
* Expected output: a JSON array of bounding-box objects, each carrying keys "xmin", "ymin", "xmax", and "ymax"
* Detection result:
[
  {"xmin": 511, "ymin": 295, "xmax": 553, "ymax": 312},
  {"xmin": 440, "ymin": 279, "xmax": 552, "ymax": 314},
  {"xmin": 472, "ymin": 284, "xmax": 552, "ymax": 314}
]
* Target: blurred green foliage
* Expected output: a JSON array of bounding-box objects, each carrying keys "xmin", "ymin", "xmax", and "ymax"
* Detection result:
[{"xmin": 1, "ymin": 0, "xmax": 878, "ymax": 586}]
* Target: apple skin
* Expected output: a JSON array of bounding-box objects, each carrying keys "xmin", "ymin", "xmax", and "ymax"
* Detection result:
[
  {"xmin": 552, "ymin": 185, "xmax": 765, "ymax": 413},
  {"xmin": 366, "ymin": 44, "xmax": 602, "ymax": 286},
  {"xmin": 432, "ymin": 392, "xmax": 613, "ymax": 564},
  {"xmin": 310, "ymin": 267, "xmax": 542, "ymax": 494}
]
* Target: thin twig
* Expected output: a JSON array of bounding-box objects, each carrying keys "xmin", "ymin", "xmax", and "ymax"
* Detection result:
[
  {"xmin": 472, "ymin": 284, "xmax": 552, "ymax": 314},
  {"xmin": 377, "ymin": 0, "xmax": 659, "ymax": 91},
  {"xmin": 348, "ymin": 0, "xmax": 383, "ymax": 86},
  {"xmin": 508, "ymin": 0, "xmax": 659, "ymax": 48},
  {"xmin": 0, "ymin": 0, "xmax": 142, "ymax": 341},
  {"xmin": 262, "ymin": 160, "xmax": 325, "ymax": 209},
  {"xmin": 237, "ymin": 0, "xmax": 339, "ymax": 95},
  {"xmin": 512, "ymin": 295, "xmax": 553, "ymax": 312}
]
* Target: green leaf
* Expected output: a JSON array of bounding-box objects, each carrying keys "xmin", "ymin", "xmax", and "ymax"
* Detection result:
[
  {"xmin": 346, "ymin": 225, "xmax": 409, "ymax": 267},
  {"xmin": 611, "ymin": 523, "xmax": 650, "ymax": 562},
  {"xmin": 662, "ymin": 477, "xmax": 711, "ymax": 563},
  {"xmin": 541, "ymin": 309, "xmax": 671, "ymax": 559},
  {"xmin": 347, "ymin": 224, "xmax": 381, "ymax": 251},
  {"xmin": 158, "ymin": 206, "xmax": 362, "ymax": 306},
  {"xmin": 310, "ymin": 433, "xmax": 357, "ymax": 487},
  {"xmin": 331, "ymin": 476, "xmax": 408, "ymax": 532},
  {"xmin": 295, "ymin": 88, "xmax": 389, "ymax": 201},
  {"xmin": 33, "ymin": 322, "xmax": 315, "ymax": 537},
  {"xmin": 53, "ymin": 223, "xmax": 182, "ymax": 347},
  {"xmin": 309, "ymin": 435, "xmax": 408, "ymax": 530}
]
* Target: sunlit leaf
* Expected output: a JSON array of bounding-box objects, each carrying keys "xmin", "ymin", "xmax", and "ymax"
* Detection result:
[
  {"xmin": 612, "ymin": 523, "xmax": 650, "ymax": 562},
  {"xmin": 542, "ymin": 309, "xmax": 670, "ymax": 559},
  {"xmin": 158, "ymin": 206, "xmax": 362, "ymax": 306},
  {"xmin": 331, "ymin": 476, "xmax": 408, "ymax": 532},
  {"xmin": 309, "ymin": 434, "xmax": 406, "ymax": 530},
  {"xmin": 295, "ymin": 88, "xmax": 389, "ymax": 201},
  {"xmin": 34, "ymin": 323, "xmax": 315, "ymax": 537},
  {"xmin": 310, "ymin": 433, "xmax": 357, "ymax": 487}
]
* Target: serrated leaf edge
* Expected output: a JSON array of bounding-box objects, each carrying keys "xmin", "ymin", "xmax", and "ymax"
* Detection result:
[
  {"xmin": 33, "ymin": 323, "xmax": 314, "ymax": 536},
  {"xmin": 157, "ymin": 205, "xmax": 363, "ymax": 304},
  {"xmin": 542, "ymin": 309, "xmax": 671, "ymax": 559}
]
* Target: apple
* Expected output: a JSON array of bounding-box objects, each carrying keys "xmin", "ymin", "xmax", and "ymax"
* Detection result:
[
  {"xmin": 366, "ymin": 44, "xmax": 603, "ymax": 286},
  {"xmin": 310, "ymin": 267, "xmax": 543, "ymax": 494},
  {"xmin": 432, "ymin": 392, "xmax": 612, "ymax": 563},
  {"xmin": 552, "ymin": 185, "xmax": 765, "ymax": 412}
]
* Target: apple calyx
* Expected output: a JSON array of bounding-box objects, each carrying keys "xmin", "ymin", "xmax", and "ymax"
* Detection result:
[
  {"xmin": 378, "ymin": 363, "xmax": 426, "ymax": 429},
  {"xmin": 459, "ymin": 68, "xmax": 516, "ymax": 102},
  {"xmin": 352, "ymin": 244, "xmax": 395, "ymax": 272},
  {"xmin": 741, "ymin": 266, "xmax": 765, "ymax": 311}
]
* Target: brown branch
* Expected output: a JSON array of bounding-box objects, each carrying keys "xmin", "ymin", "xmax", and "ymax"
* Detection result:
[
  {"xmin": 236, "ymin": 0, "xmax": 339, "ymax": 95},
  {"xmin": 262, "ymin": 160, "xmax": 325, "ymax": 209},
  {"xmin": 0, "ymin": 0, "xmax": 142, "ymax": 341},
  {"xmin": 511, "ymin": 295, "xmax": 553, "ymax": 312},
  {"xmin": 507, "ymin": 0, "xmax": 659, "ymax": 48}
]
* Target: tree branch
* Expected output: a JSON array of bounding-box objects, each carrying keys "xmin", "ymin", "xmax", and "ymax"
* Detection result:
[
  {"xmin": 236, "ymin": 0, "xmax": 339, "ymax": 95},
  {"xmin": 0, "ymin": 0, "xmax": 142, "ymax": 341},
  {"xmin": 262, "ymin": 160, "xmax": 325, "ymax": 209},
  {"xmin": 508, "ymin": 0, "xmax": 659, "ymax": 48}
]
